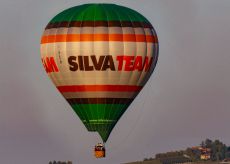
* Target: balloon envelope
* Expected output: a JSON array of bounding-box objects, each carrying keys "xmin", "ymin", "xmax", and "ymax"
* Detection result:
[{"xmin": 40, "ymin": 4, "xmax": 158, "ymax": 142}]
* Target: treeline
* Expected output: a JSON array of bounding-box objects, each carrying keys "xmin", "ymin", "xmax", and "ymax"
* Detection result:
[
  {"xmin": 144, "ymin": 150, "xmax": 191, "ymax": 164},
  {"xmin": 155, "ymin": 151, "xmax": 185, "ymax": 159},
  {"xmin": 198, "ymin": 138, "xmax": 230, "ymax": 161},
  {"xmin": 143, "ymin": 138, "xmax": 230, "ymax": 162},
  {"xmin": 185, "ymin": 138, "xmax": 230, "ymax": 161}
]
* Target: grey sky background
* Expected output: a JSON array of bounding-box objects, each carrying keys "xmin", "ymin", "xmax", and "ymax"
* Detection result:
[{"xmin": 0, "ymin": 0, "xmax": 230, "ymax": 164}]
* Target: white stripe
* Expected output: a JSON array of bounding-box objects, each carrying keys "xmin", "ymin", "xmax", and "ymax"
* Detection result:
[{"xmin": 41, "ymin": 41, "xmax": 158, "ymax": 87}]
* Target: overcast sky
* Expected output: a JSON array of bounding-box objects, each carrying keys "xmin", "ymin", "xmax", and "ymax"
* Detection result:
[{"xmin": 0, "ymin": 0, "xmax": 230, "ymax": 164}]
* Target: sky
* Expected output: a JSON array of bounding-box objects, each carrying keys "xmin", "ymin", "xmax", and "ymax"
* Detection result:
[{"xmin": 0, "ymin": 0, "xmax": 230, "ymax": 164}]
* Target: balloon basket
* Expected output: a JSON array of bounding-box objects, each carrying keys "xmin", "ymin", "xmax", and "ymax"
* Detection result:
[{"xmin": 94, "ymin": 143, "xmax": 106, "ymax": 158}]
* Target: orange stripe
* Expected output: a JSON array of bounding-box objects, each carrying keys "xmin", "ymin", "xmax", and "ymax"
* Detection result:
[
  {"xmin": 57, "ymin": 85, "xmax": 142, "ymax": 92},
  {"xmin": 41, "ymin": 34, "xmax": 158, "ymax": 44}
]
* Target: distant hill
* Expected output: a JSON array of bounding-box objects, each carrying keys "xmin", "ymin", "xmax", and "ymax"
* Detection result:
[
  {"xmin": 124, "ymin": 138, "xmax": 230, "ymax": 164},
  {"xmin": 124, "ymin": 159, "xmax": 161, "ymax": 164},
  {"xmin": 124, "ymin": 161, "xmax": 221, "ymax": 164}
]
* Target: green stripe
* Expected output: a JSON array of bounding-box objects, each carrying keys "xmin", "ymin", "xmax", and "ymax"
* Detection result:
[
  {"xmin": 49, "ymin": 4, "xmax": 150, "ymax": 23},
  {"xmin": 71, "ymin": 104, "xmax": 128, "ymax": 122},
  {"xmin": 71, "ymin": 103, "xmax": 129, "ymax": 142}
]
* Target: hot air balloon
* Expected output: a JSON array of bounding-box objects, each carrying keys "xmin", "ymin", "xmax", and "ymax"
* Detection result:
[{"xmin": 40, "ymin": 3, "xmax": 158, "ymax": 158}]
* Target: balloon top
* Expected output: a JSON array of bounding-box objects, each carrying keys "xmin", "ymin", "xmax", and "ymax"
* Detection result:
[{"xmin": 48, "ymin": 4, "xmax": 151, "ymax": 24}]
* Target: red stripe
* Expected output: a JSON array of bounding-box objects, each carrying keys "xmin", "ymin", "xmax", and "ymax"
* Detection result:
[
  {"xmin": 57, "ymin": 85, "xmax": 142, "ymax": 92},
  {"xmin": 41, "ymin": 34, "xmax": 158, "ymax": 44}
]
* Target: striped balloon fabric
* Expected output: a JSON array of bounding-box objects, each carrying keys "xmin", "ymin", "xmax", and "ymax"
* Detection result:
[{"xmin": 40, "ymin": 4, "xmax": 159, "ymax": 142}]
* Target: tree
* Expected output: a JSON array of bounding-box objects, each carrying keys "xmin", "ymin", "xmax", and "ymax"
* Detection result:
[
  {"xmin": 201, "ymin": 141, "xmax": 205, "ymax": 147},
  {"xmin": 205, "ymin": 138, "xmax": 212, "ymax": 148},
  {"xmin": 200, "ymin": 139, "xmax": 228, "ymax": 161}
]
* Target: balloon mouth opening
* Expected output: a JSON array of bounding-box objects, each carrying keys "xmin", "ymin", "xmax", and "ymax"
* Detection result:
[
  {"xmin": 83, "ymin": 120, "xmax": 115, "ymax": 143},
  {"xmin": 86, "ymin": 129, "xmax": 110, "ymax": 143},
  {"xmin": 84, "ymin": 126, "xmax": 110, "ymax": 142},
  {"xmin": 97, "ymin": 131, "xmax": 110, "ymax": 143}
]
